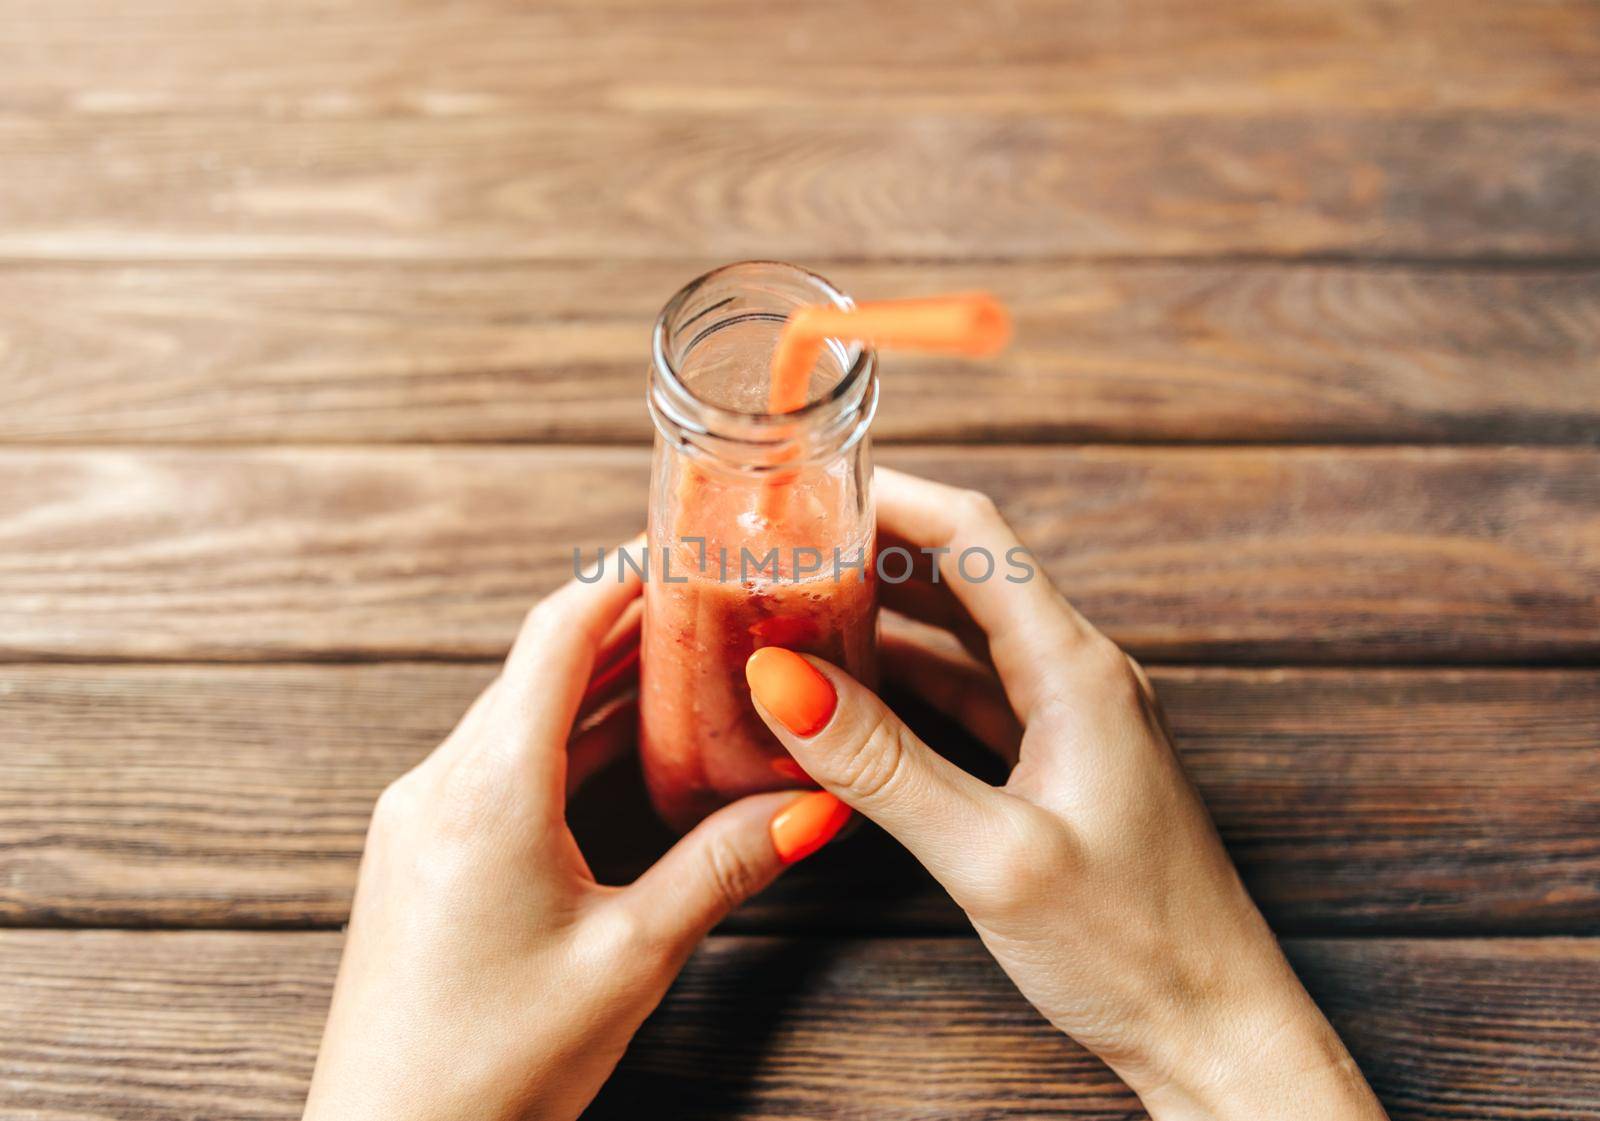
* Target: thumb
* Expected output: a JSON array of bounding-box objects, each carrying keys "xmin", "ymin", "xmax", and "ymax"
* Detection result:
[
  {"xmin": 624, "ymin": 788, "xmax": 849, "ymax": 953},
  {"xmin": 744, "ymin": 646, "xmax": 1008, "ymax": 899}
]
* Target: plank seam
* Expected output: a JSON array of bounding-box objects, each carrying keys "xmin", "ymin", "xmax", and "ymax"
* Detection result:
[{"xmin": 0, "ymin": 253, "xmax": 1598, "ymax": 271}]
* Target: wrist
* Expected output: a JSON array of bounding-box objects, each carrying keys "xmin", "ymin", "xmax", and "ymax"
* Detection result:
[{"xmin": 1130, "ymin": 983, "xmax": 1386, "ymax": 1121}]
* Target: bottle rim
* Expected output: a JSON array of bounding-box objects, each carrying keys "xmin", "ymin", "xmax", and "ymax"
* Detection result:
[{"xmin": 649, "ymin": 261, "xmax": 878, "ymax": 470}]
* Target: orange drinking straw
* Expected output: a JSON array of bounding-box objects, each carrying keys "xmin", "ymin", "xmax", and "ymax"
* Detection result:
[
  {"xmin": 759, "ymin": 292, "xmax": 1012, "ymax": 518},
  {"xmin": 767, "ymin": 293, "xmax": 1012, "ymax": 415}
]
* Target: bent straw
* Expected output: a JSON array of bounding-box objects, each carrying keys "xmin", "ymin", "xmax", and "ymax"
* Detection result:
[
  {"xmin": 759, "ymin": 293, "xmax": 1012, "ymax": 519},
  {"xmin": 766, "ymin": 293, "xmax": 1012, "ymax": 415}
]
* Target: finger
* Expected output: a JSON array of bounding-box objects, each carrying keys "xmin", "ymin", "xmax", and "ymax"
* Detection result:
[
  {"xmin": 566, "ymin": 695, "xmax": 637, "ymax": 797},
  {"xmin": 590, "ymin": 597, "xmax": 642, "ymax": 683},
  {"xmin": 478, "ymin": 535, "xmax": 645, "ymax": 782},
  {"xmin": 579, "ymin": 642, "xmax": 639, "ymax": 722},
  {"xmin": 440, "ymin": 626, "xmax": 636, "ymax": 779},
  {"xmin": 422, "ymin": 674, "xmax": 502, "ymax": 774},
  {"xmin": 876, "ymin": 467, "xmax": 1094, "ymax": 719},
  {"xmin": 1125, "ymin": 653, "xmax": 1175, "ymax": 741},
  {"xmin": 624, "ymin": 790, "xmax": 824, "ymax": 953},
  {"xmin": 877, "ymin": 570, "xmax": 991, "ymax": 666},
  {"xmin": 881, "ymin": 612, "xmax": 1022, "ymax": 763},
  {"xmin": 576, "ymin": 598, "xmax": 641, "ymax": 723},
  {"xmin": 745, "ymin": 647, "xmax": 1010, "ymax": 899},
  {"xmin": 502, "ymin": 536, "xmax": 645, "ymax": 722}
]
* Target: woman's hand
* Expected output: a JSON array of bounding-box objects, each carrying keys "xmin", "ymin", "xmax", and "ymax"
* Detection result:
[
  {"xmin": 303, "ymin": 547, "xmax": 847, "ymax": 1121},
  {"xmin": 744, "ymin": 468, "xmax": 1388, "ymax": 1121}
]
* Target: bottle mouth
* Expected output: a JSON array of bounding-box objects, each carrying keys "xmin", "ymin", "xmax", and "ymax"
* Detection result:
[{"xmin": 649, "ymin": 261, "xmax": 878, "ymax": 470}]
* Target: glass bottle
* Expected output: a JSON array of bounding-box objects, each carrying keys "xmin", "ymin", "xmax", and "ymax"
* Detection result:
[{"xmin": 641, "ymin": 261, "xmax": 879, "ymax": 831}]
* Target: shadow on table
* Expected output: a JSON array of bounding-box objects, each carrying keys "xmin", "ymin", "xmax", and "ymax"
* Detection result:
[
  {"xmin": 567, "ymin": 687, "xmax": 1003, "ymax": 934},
  {"xmin": 581, "ymin": 936, "xmax": 845, "ymax": 1120}
]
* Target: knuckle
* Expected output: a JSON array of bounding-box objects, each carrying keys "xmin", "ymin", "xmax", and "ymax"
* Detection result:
[
  {"xmin": 833, "ymin": 709, "xmax": 910, "ymax": 804},
  {"xmin": 524, "ymin": 585, "xmax": 606, "ymax": 649},
  {"xmin": 524, "ymin": 590, "xmax": 569, "ymax": 633},
  {"xmin": 704, "ymin": 835, "xmax": 764, "ymax": 912},
  {"xmin": 370, "ymin": 775, "xmax": 418, "ymax": 831},
  {"xmin": 955, "ymin": 487, "xmax": 1001, "ymax": 525},
  {"xmin": 583, "ymin": 906, "xmax": 670, "ymax": 972},
  {"xmin": 970, "ymin": 804, "xmax": 1076, "ymax": 920},
  {"xmin": 1075, "ymin": 636, "xmax": 1144, "ymax": 704},
  {"xmin": 1125, "ymin": 653, "xmax": 1156, "ymax": 699}
]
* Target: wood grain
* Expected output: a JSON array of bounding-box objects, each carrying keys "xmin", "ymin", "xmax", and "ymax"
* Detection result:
[
  {"xmin": 3, "ymin": 0, "xmax": 1597, "ymax": 116},
  {"xmin": 0, "ymin": 447, "xmax": 1593, "ymax": 664},
  {"xmin": 2, "ymin": 664, "xmax": 1594, "ymax": 932},
  {"xmin": 2, "ymin": 931, "xmax": 1596, "ymax": 1120},
  {"xmin": 2, "ymin": 262, "xmax": 1595, "ymax": 445},
  {"xmin": 2, "ymin": 0, "xmax": 1593, "ymax": 1114},
  {"xmin": 2, "ymin": 109, "xmax": 1598, "ymax": 261}
]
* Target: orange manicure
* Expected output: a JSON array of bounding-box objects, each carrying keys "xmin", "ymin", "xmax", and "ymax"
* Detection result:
[
  {"xmin": 745, "ymin": 647, "xmax": 837, "ymax": 736},
  {"xmin": 770, "ymin": 790, "xmax": 851, "ymax": 864}
]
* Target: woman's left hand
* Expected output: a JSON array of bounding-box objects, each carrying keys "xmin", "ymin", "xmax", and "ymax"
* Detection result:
[{"xmin": 303, "ymin": 543, "xmax": 841, "ymax": 1121}]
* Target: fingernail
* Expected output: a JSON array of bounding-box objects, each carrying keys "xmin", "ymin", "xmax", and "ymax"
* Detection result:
[
  {"xmin": 770, "ymin": 791, "xmax": 851, "ymax": 864},
  {"xmin": 769, "ymin": 755, "xmax": 811, "ymax": 782},
  {"xmin": 745, "ymin": 647, "xmax": 837, "ymax": 736}
]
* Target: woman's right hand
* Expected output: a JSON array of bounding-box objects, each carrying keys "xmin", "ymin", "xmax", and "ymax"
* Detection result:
[{"xmin": 743, "ymin": 467, "xmax": 1388, "ymax": 1121}]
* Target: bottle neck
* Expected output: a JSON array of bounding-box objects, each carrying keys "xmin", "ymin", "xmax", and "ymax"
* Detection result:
[{"xmin": 649, "ymin": 261, "xmax": 878, "ymax": 474}]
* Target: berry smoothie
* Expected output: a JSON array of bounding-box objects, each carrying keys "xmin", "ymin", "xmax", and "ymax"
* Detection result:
[{"xmin": 640, "ymin": 463, "xmax": 877, "ymax": 831}]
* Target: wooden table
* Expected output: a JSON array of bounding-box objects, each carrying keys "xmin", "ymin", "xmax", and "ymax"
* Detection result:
[{"xmin": 2, "ymin": 3, "xmax": 1598, "ymax": 1118}]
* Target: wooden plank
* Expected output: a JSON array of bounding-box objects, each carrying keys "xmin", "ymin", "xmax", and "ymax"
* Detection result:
[
  {"xmin": 2, "ymin": 110, "xmax": 1598, "ymax": 261},
  {"xmin": 0, "ymin": 663, "xmax": 473, "ymax": 928},
  {"xmin": 2, "ymin": 262, "xmax": 1595, "ymax": 445},
  {"xmin": 3, "ymin": 0, "xmax": 1596, "ymax": 116},
  {"xmin": 0, "ymin": 447, "xmax": 1594, "ymax": 664},
  {"xmin": 1, "ymin": 931, "xmax": 1596, "ymax": 1120},
  {"xmin": 2, "ymin": 665, "xmax": 1594, "ymax": 932}
]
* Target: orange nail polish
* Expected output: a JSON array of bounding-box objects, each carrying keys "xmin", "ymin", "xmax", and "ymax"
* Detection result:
[
  {"xmin": 770, "ymin": 791, "xmax": 851, "ymax": 864},
  {"xmin": 770, "ymin": 755, "xmax": 812, "ymax": 782},
  {"xmin": 745, "ymin": 647, "xmax": 837, "ymax": 736}
]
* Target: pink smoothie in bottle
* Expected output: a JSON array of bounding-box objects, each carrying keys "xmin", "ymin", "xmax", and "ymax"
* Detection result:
[{"xmin": 640, "ymin": 262, "xmax": 878, "ymax": 831}]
